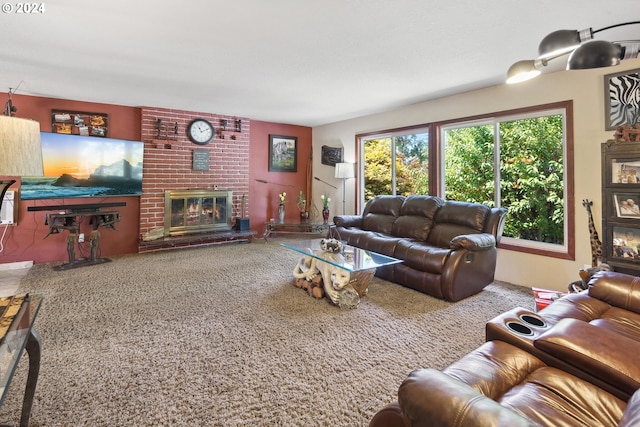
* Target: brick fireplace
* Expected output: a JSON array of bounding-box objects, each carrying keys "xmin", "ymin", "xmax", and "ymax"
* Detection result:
[
  {"xmin": 138, "ymin": 107, "xmax": 250, "ymax": 251},
  {"xmin": 164, "ymin": 189, "xmax": 233, "ymax": 236}
]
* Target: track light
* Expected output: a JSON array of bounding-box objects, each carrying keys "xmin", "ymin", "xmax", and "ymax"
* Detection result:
[
  {"xmin": 506, "ymin": 59, "xmax": 544, "ymax": 84},
  {"xmin": 538, "ymin": 28, "xmax": 593, "ymax": 59},
  {"xmin": 567, "ymin": 40, "xmax": 624, "ymax": 69},
  {"xmin": 506, "ymin": 21, "xmax": 640, "ymax": 84}
]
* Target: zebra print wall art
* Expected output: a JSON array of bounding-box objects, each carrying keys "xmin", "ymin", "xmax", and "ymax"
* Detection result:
[{"xmin": 604, "ymin": 68, "xmax": 640, "ymax": 130}]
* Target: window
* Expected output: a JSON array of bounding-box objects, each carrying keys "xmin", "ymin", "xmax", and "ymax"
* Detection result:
[
  {"xmin": 441, "ymin": 103, "xmax": 573, "ymax": 258},
  {"xmin": 358, "ymin": 101, "xmax": 574, "ymax": 259},
  {"xmin": 360, "ymin": 127, "xmax": 429, "ymax": 202}
]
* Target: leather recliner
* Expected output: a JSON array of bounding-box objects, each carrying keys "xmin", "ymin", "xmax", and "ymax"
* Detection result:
[
  {"xmin": 536, "ymin": 270, "xmax": 640, "ymax": 340},
  {"xmin": 368, "ymin": 271, "xmax": 640, "ymax": 426},
  {"xmin": 330, "ymin": 195, "xmax": 506, "ymax": 301},
  {"xmin": 369, "ymin": 338, "xmax": 640, "ymax": 427}
]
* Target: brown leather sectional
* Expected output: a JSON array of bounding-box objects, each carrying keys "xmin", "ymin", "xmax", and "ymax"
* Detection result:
[
  {"xmin": 368, "ymin": 271, "xmax": 640, "ymax": 426},
  {"xmin": 329, "ymin": 195, "xmax": 506, "ymax": 301}
]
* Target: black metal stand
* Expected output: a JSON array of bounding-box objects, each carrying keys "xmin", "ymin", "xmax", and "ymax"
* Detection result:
[{"xmin": 20, "ymin": 329, "xmax": 41, "ymax": 427}]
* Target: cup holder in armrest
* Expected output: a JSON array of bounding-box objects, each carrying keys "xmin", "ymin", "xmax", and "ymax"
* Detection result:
[
  {"xmin": 506, "ymin": 321, "xmax": 533, "ymax": 336},
  {"xmin": 520, "ymin": 314, "xmax": 546, "ymax": 328},
  {"xmin": 486, "ymin": 307, "xmax": 550, "ymax": 344}
]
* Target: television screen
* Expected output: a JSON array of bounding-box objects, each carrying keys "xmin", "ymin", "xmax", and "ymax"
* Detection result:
[{"xmin": 21, "ymin": 132, "xmax": 143, "ymax": 200}]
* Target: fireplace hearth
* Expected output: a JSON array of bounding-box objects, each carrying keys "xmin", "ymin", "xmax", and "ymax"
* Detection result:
[{"xmin": 164, "ymin": 190, "xmax": 232, "ymax": 236}]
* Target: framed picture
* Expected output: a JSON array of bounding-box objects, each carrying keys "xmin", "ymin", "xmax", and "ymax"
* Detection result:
[
  {"xmin": 614, "ymin": 193, "xmax": 640, "ymax": 218},
  {"xmin": 612, "ymin": 225, "xmax": 640, "ymax": 261},
  {"xmin": 321, "ymin": 145, "xmax": 343, "ymax": 166},
  {"xmin": 604, "ymin": 69, "xmax": 640, "ymax": 130},
  {"xmin": 269, "ymin": 134, "xmax": 297, "ymax": 172},
  {"xmin": 610, "ymin": 159, "xmax": 640, "ymax": 184},
  {"xmin": 52, "ymin": 109, "xmax": 108, "ymax": 137}
]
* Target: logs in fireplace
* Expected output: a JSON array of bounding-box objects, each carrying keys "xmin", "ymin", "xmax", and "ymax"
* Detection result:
[{"xmin": 164, "ymin": 189, "xmax": 233, "ymax": 236}]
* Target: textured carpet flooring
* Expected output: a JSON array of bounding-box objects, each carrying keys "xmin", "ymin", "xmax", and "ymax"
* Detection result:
[{"xmin": 0, "ymin": 240, "xmax": 533, "ymax": 426}]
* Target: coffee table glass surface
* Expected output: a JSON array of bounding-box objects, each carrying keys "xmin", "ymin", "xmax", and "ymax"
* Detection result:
[{"xmin": 281, "ymin": 239, "xmax": 402, "ymax": 272}]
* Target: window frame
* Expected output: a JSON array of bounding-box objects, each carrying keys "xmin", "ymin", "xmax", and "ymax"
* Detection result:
[
  {"xmin": 357, "ymin": 123, "xmax": 431, "ymax": 209},
  {"xmin": 356, "ymin": 100, "xmax": 574, "ymax": 260}
]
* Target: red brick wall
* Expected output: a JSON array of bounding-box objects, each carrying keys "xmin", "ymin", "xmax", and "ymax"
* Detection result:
[{"xmin": 138, "ymin": 107, "xmax": 250, "ymax": 243}]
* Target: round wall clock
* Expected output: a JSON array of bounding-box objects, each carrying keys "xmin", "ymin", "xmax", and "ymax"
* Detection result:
[{"xmin": 186, "ymin": 119, "xmax": 215, "ymax": 145}]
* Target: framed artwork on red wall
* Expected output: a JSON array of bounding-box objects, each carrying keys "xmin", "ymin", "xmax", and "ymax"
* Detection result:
[
  {"xmin": 268, "ymin": 134, "xmax": 297, "ymax": 172},
  {"xmin": 52, "ymin": 109, "xmax": 108, "ymax": 137}
]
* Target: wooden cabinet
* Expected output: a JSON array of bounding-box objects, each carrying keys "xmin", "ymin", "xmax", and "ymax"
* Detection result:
[{"xmin": 601, "ymin": 141, "xmax": 640, "ymax": 274}]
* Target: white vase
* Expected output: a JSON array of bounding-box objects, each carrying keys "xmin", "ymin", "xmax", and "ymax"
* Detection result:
[{"xmin": 278, "ymin": 204, "xmax": 285, "ymax": 223}]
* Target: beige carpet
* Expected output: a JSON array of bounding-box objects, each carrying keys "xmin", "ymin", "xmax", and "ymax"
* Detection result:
[{"xmin": 0, "ymin": 239, "xmax": 533, "ymax": 426}]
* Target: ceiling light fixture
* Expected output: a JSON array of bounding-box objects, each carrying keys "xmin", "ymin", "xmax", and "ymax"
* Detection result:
[{"xmin": 506, "ymin": 21, "xmax": 640, "ymax": 84}]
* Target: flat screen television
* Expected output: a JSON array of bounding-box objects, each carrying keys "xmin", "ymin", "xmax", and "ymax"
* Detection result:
[{"xmin": 21, "ymin": 132, "xmax": 144, "ymax": 200}]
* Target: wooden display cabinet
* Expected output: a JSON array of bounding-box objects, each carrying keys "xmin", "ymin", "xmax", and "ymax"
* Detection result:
[{"xmin": 601, "ymin": 141, "xmax": 640, "ymax": 275}]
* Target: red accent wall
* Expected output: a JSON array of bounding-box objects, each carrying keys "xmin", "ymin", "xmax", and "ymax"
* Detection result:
[
  {"xmin": 0, "ymin": 93, "xmax": 311, "ymax": 264},
  {"xmin": 0, "ymin": 94, "xmax": 141, "ymax": 264},
  {"xmin": 249, "ymin": 121, "xmax": 312, "ymax": 236}
]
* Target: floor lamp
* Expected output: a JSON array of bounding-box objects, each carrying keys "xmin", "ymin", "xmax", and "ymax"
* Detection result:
[
  {"xmin": 0, "ymin": 116, "xmax": 44, "ymax": 215},
  {"xmin": 334, "ymin": 162, "xmax": 354, "ymax": 215}
]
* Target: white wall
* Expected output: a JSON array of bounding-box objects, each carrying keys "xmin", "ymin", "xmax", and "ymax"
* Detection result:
[{"xmin": 312, "ymin": 58, "xmax": 640, "ymax": 291}]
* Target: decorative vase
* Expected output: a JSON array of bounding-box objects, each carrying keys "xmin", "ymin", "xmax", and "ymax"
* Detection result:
[
  {"xmin": 299, "ymin": 211, "xmax": 309, "ymax": 222},
  {"xmin": 278, "ymin": 204, "xmax": 285, "ymax": 223},
  {"xmin": 322, "ymin": 207, "xmax": 330, "ymax": 224}
]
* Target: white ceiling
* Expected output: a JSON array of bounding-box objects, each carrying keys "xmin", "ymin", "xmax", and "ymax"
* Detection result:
[{"xmin": 1, "ymin": 1, "xmax": 638, "ymax": 127}]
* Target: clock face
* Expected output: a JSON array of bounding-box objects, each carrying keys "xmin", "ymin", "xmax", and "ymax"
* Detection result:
[{"xmin": 187, "ymin": 119, "xmax": 215, "ymax": 145}]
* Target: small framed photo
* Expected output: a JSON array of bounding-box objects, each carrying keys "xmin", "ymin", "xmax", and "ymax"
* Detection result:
[
  {"xmin": 612, "ymin": 226, "xmax": 640, "ymax": 260},
  {"xmin": 604, "ymin": 69, "xmax": 640, "ymax": 130},
  {"xmin": 268, "ymin": 134, "xmax": 297, "ymax": 172},
  {"xmin": 614, "ymin": 193, "xmax": 640, "ymax": 218},
  {"xmin": 611, "ymin": 159, "xmax": 640, "ymax": 184}
]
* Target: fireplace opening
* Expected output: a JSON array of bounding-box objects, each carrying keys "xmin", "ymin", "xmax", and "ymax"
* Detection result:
[{"xmin": 165, "ymin": 190, "xmax": 232, "ymax": 236}]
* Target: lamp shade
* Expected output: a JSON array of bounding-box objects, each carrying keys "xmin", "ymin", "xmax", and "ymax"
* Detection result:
[
  {"xmin": 0, "ymin": 116, "xmax": 43, "ymax": 176},
  {"xmin": 335, "ymin": 162, "xmax": 354, "ymax": 179},
  {"xmin": 567, "ymin": 40, "xmax": 623, "ymax": 69}
]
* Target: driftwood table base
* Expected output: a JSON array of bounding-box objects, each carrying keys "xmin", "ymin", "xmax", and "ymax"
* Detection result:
[{"xmin": 292, "ymin": 252, "xmax": 376, "ymax": 309}]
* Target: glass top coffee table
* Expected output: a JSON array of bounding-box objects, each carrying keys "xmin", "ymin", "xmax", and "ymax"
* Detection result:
[{"xmin": 281, "ymin": 239, "xmax": 402, "ymax": 309}]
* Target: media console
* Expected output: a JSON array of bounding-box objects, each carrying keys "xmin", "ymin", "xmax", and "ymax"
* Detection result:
[
  {"xmin": 27, "ymin": 202, "xmax": 126, "ymax": 270},
  {"xmin": 27, "ymin": 202, "xmax": 126, "ymax": 213}
]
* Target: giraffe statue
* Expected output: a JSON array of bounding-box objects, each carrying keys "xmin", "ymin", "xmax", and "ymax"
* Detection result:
[{"xmin": 582, "ymin": 199, "xmax": 602, "ymax": 267}]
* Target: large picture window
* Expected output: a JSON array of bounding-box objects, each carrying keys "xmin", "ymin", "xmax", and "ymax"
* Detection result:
[
  {"xmin": 360, "ymin": 126, "xmax": 429, "ymax": 202},
  {"xmin": 358, "ymin": 101, "xmax": 574, "ymax": 259}
]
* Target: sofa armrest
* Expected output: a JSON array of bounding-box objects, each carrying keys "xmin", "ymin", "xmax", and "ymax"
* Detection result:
[
  {"xmin": 398, "ymin": 368, "xmax": 536, "ymax": 427},
  {"xmin": 332, "ymin": 215, "xmax": 362, "ymax": 228},
  {"xmin": 535, "ymin": 318, "xmax": 640, "ymax": 396},
  {"xmin": 450, "ymin": 233, "xmax": 496, "ymax": 251},
  {"xmin": 484, "ymin": 207, "xmax": 507, "ymax": 244}
]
